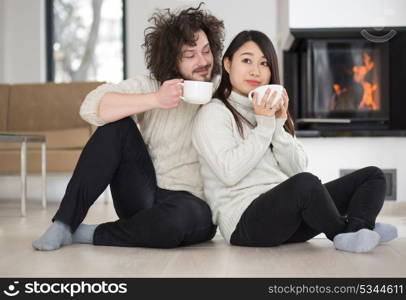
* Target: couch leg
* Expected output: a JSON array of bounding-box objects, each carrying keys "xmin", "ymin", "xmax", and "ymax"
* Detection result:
[
  {"xmin": 41, "ymin": 142, "xmax": 47, "ymax": 209},
  {"xmin": 20, "ymin": 141, "xmax": 27, "ymax": 217}
]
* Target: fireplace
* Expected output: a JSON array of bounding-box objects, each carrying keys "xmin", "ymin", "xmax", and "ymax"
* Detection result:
[{"xmin": 284, "ymin": 27, "xmax": 406, "ymax": 135}]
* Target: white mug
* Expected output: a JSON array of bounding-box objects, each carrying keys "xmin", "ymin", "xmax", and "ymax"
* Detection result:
[
  {"xmin": 178, "ymin": 80, "xmax": 213, "ymax": 104},
  {"xmin": 248, "ymin": 84, "xmax": 284, "ymax": 106}
]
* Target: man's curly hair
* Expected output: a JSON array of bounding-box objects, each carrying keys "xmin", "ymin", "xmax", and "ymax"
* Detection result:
[{"xmin": 143, "ymin": 3, "xmax": 225, "ymax": 83}]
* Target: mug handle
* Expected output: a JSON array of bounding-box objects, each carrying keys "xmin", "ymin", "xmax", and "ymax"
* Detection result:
[
  {"xmin": 248, "ymin": 90, "xmax": 261, "ymax": 105},
  {"xmin": 248, "ymin": 90, "xmax": 255, "ymax": 102},
  {"xmin": 177, "ymin": 82, "xmax": 185, "ymax": 100}
]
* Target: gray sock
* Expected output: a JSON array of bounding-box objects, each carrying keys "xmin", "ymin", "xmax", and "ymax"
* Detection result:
[
  {"xmin": 72, "ymin": 224, "xmax": 97, "ymax": 244},
  {"xmin": 333, "ymin": 228, "xmax": 380, "ymax": 253},
  {"xmin": 32, "ymin": 220, "xmax": 72, "ymax": 251},
  {"xmin": 373, "ymin": 223, "xmax": 398, "ymax": 243}
]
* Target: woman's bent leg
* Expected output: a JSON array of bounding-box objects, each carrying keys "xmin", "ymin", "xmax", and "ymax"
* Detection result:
[
  {"xmin": 230, "ymin": 172, "xmax": 347, "ymax": 247},
  {"xmin": 323, "ymin": 166, "xmax": 386, "ymax": 232}
]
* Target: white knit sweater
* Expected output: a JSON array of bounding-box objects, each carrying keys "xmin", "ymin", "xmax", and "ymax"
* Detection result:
[
  {"xmin": 192, "ymin": 91, "xmax": 308, "ymax": 243},
  {"xmin": 79, "ymin": 75, "xmax": 205, "ymax": 199}
]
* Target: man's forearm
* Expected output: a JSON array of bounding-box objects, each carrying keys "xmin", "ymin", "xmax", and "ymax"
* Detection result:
[{"xmin": 98, "ymin": 92, "xmax": 159, "ymax": 124}]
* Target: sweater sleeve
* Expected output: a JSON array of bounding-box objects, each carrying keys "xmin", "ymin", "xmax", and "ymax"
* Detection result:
[
  {"xmin": 192, "ymin": 103, "xmax": 276, "ymax": 186},
  {"xmin": 271, "ymin": 118, "xmax": 309, "ymax": 176},
  {"xmin": 79, "ymin": 76, "xmax": 149, "ymax": 126}
]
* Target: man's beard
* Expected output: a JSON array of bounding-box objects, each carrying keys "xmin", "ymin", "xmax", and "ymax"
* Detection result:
[{"xmin": 192, "ymin": 65, "xmax": 212, "ymax": 81}]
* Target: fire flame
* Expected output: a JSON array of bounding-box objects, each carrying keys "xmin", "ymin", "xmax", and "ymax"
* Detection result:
[
  {"xmin": 353, "ymin": 53, "xmax": 378, "ymax": 110},
  {"xmin": 333, "ymin": 84, "xmax": 342, "ymax": 96},
  {"xmin": 332, "ymin": 52, "xmax": 379, "ymax": 111}
]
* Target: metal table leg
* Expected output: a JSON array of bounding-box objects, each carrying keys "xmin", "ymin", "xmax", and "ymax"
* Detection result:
[
  {"xmin": 103, "ymin": 186, "xmax": 109, "ymax": 204},
  {"xmin": 41, "ymin": 142, "xmax": 47, "ymax": 209},
  {"xmin": 20, "ymin": 140, "xmax": 27, "ymax": 217}
]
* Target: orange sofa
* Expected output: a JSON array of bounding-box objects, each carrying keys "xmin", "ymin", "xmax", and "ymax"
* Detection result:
[{"xmin": 0, "ymin": 82, "xmax": 103, "ymax": 173}]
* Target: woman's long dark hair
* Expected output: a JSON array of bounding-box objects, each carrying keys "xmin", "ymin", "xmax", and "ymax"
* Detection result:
[{"xmin": 213, "ymin": 30, "xmax": 295, "ymax": 138}]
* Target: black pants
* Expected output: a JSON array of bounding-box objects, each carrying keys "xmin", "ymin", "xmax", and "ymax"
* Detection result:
[
  {"xmin": 230, "ymin": 168, "xmax": 386, "ymax": 247},
  {"xmin": 53, "ymin": 117, "xmax": 216, "ymax": 248}
]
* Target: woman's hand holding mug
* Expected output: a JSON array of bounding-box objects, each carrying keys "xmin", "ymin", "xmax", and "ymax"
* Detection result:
[
  {"xmin": 251, "ymin": 89, "xmax": 283, "ymax": 118},
  {"xmin": 274, "ymin": 88, "xmax": 289, "ymax": 119}
]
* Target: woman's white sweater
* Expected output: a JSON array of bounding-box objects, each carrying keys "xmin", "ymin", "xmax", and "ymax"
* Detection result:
[
  {"xmin": 79, "ymin": 75, "xmax": 205, "ymax": 199},
  {"xmin": 192, "ymin": 91, "xmax": 308, "ymax": 243}
]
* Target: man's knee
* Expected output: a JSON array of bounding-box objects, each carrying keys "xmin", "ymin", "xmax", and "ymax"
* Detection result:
[
  {"xmin": 99, "ymin": 117, "xmax": 136, "ymax": 131},
  {"xmin": 152, "ymin": 219, "xmax": 186, "ymax": 248},
  {"xmin": 92, "ymin": 116, "xmax": 141, "ymax": 145},
  {"xmin": 150, "ymin": 222, "xmax": 216, "ymax": 248},
  {"xmin": 158, "ymin": 198, "xmax": 215, "ymax": 247}
]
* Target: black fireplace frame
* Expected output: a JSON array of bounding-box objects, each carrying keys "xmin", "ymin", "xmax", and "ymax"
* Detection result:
[{"xmin": 283, "ymin": 27, "xmax": 406, "ymax": 136}]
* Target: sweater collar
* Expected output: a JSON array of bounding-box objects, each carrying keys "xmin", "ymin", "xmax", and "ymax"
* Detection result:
[
  {"xmin": 228, "ymin": 91, "xmax": 253, "ymax": 109},
  {"xmin": 227, "ymin": 91, "xmax": 257, "ymax": 125}
]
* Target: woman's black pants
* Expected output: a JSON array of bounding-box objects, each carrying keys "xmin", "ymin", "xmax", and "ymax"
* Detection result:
[
  {"xmin": 53, "ymin": 117, "xmax": 217, "ymax": 248},
  {"xmin": 231, "ymin": 167, "xmax": 386, "ymax": 247}
]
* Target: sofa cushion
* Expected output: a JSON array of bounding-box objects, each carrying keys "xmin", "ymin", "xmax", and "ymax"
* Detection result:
[
  {"xmin": 7, "ymin": 82, "xmax": 103, "ymax": 131},
  {"xmin": 0, "ymin": 127, "xmax": 91, "ymax": 150},
  {"xmin": 0, "ymin": 84, "xmax": 10, "ymax": 131},
  {"xmin": 0, "ymin": 149, "xmax": 83, "ymax": 173}
]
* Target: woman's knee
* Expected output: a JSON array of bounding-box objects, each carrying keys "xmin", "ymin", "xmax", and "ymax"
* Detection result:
[
  {"xmin": 289, "ymin": 172, "xmax": 331, "ymax": 207},
  {"xmin": 358, "ymin": 166, "xmax": 387, "ymax": 195},
  {"xmin": 364, "ymin": 166, "xmax": 385, "ymax": 180},
  {"xmin": 291, "ymin": 172, "xmax": 322, "ymax": 189}
]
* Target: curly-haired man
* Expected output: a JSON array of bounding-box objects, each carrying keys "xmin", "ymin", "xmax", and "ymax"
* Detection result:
[{"xmin": 33, "ymin": 3, "xmax": 225, "ymax": 250}]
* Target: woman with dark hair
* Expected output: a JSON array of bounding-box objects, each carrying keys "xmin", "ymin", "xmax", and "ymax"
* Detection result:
[{"xmin": 192, "ymin": 30, "xmax": 397, "ymax": 252}]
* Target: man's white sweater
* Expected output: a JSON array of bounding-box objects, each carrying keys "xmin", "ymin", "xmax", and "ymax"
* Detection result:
[
  {"xmin": 79, "ymin": 75, "xmax": 204, "ymax": 199},
  {"xmin": 192, "ymin": 91, "xmax": 308, "ymax": 243}
]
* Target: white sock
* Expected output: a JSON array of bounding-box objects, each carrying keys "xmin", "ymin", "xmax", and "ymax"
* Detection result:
[
  {"xmin": 333, "ymin": 229, "xmax": 380, "ymax": 253},
  {"xmin": 373, "ymin": 223, "xmax": 398, "ymax": 243},
  {"xmin": 32, "ymin": 220, "xmax": 72, "ymax": 251},
  {"xmin": 72, "ymin": 224, "xmax": 97, "ymax": 244}
]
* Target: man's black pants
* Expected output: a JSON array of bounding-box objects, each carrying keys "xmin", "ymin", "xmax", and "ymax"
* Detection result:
[{"xmin": 53, "ymin": 117, "xmax": 216, "ymax": 248}]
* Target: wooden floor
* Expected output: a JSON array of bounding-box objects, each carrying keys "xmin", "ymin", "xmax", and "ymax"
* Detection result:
[{"xmin": 0, "ymin": 200, "xmax": 405, "ymax": 278}]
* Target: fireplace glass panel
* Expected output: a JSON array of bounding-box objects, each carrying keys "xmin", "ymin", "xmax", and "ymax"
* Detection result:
[{"xmin": 307, "ymin": 39, "xmax": 388, "ymax": 120}]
